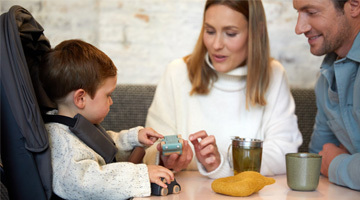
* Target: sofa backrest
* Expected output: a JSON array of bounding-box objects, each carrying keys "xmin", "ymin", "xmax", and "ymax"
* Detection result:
[
  {"xmin": 102, "ymin": 84, "xmax": 156, "ymax": 132},
  {"xmin": 101, "ymin": 85, "xmax": 317, "ymax": 153},
  {"xmin": 291, "ymin": 88, "xmax": 317, "ymax": 152}
]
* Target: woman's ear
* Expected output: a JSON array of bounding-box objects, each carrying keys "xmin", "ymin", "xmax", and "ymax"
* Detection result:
[{"xmin": 73, "ymin": 89, "xmax": 86, "ymax": 109}]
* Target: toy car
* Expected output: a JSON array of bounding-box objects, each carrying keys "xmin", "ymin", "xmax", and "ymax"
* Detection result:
[
  {"xmin": 151, "ymin": 178, "xmax": 181, "ymax": 196},
  {"xmin": 161, "ymin": 135, "xmax": 183, "ymax": 156}
]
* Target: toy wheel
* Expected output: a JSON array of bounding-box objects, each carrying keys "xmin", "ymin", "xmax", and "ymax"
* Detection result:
[
  {"xmin": 172, "ymin": 185, "xmax": 180, "ymax": 194},
  {"xmin": 161, "ymin": 141, "xmax": 165, "ymax": 146},
  {"xmin": 160, "ymin": 188, "xmax": 168, "ymax": 196},
  {"xmin": 177, "ymin": 134, "xmax": 182, "ymax": 139},
  {"xmin": 179, "ymin": 139, "xmax": 184, "ymax": 145}
]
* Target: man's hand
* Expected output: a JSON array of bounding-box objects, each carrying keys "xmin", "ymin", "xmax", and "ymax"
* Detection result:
[
  {"xmin": 319, "ymin": 143, "xmax": 349, "ymax": 177},
  {"xmin": 158, "ymin": 140, "xmax": 193, "ymax": 172}
]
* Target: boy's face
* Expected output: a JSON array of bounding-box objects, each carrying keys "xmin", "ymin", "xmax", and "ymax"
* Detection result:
[{"xmin": 82, "ymin": 76, "xmax": 117, "ymax": 124}]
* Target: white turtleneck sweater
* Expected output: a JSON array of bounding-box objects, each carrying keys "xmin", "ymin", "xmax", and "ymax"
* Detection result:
[{"xmin": 144, "ymin": 57, "xmax": 302, "ymax": 179}]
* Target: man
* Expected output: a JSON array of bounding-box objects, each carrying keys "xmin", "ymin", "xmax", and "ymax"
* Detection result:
[{"xmin": 293, "ymin": 0, "xmax": 360, "ymax": 190}]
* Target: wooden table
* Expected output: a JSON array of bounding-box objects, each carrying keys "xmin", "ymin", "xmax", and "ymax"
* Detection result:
[{"xmin": 134, "ymin": 171, "xmax": 359, "ymax": 200}]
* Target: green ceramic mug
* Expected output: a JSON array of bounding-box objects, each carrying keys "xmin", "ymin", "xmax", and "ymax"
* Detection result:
[
  {"xmin": 286, "ymin": 153, "xmax": 322, "ymax": 191},
  {"xmin": 228, "ymin": 137, "xmax": 263, "ymax": 175}
]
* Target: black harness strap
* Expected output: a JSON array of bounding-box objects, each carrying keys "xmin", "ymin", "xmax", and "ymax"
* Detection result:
[{"xmin": 43, "ymin": 114, "xmax": 117, "ymax": 164}]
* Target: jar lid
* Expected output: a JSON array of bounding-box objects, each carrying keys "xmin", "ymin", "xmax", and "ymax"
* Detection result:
[{"xmin": 231, "ymin": 137, "xmax": 263, "ymax": 148}]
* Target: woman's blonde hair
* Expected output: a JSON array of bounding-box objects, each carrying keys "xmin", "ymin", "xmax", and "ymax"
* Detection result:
[{"xmin": 185, "ymin": 0, "xmax": 271, "ymax": 108}]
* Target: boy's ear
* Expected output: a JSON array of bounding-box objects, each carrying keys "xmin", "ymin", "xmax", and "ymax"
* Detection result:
[{"xmin": 73, "ymin": 89, "xmax": 86, "ymax": 109}]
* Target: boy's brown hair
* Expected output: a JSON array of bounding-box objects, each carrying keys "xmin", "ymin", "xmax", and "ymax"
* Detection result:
[{"xmin": 40, "ymin": 39, "xmax": 117, "ymax": 102}]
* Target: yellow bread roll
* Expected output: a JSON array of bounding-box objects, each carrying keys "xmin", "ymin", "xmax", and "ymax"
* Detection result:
[{"xmin": 211, "ymin": 171, "xmax": 275, "ymax": 197}]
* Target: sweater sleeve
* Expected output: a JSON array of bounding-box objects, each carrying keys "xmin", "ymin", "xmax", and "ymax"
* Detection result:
[
  {"xmin": 197, "ymin": 152, "xmax": 233, "ymax": 179},
  {"xmin": 259, "ymin": 62, "xmax": 303, "ymax": 176},
  {"xmin": 143, "ymin": 60, "xmax": 180, "ymax": 165},
  {"xmin": 48, "ymin": 123, "xmax": 151, "ymax": 200},
  {"xmin": 107, "ymin": 126, "xmax": 143, "ymax": 162},
  {"xmin": 145, "ymin": 62, "xmax": 178, "ymax": 135}
]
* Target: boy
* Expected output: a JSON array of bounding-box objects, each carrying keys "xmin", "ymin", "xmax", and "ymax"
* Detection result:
[{"xmin": 39, "ymin": 39, "xmax": 174, "ymax": 199}]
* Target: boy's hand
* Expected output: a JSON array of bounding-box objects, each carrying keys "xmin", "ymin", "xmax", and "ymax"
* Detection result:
[
  {"xmin": 138, "ymin": 128, "xmax": 164, "ymax": 146},
  {"xmin": 147, "ymin": 165, "xmax": 174, "ymax": 188}
]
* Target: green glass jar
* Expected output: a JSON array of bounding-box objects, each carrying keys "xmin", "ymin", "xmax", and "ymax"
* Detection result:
[{"xmin": 230, "ymin": 137, "xmax": 263, "ymax": 175}]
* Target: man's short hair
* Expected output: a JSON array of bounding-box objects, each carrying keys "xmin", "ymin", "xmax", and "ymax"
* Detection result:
[{"xmin": 332, "ymin": 0, "xmax": 348, "ymax": 11}]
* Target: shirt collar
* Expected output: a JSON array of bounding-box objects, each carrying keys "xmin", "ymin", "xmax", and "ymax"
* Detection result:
[
  {"xmin": 346, "ymin": 31, "xmax": 360, "ymax": 63},
  {"xmin": 321, "ymin": 31, "xmax": 360, "ymax": 70}
]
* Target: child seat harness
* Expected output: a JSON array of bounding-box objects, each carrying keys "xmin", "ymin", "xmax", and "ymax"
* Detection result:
[{"xmin": 43, "ymin": 113, "xmax": 117, "ymax": 164}]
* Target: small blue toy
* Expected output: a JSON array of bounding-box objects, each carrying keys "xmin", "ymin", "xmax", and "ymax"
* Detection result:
[
  {"xmin": 161, "ymin": 135, "xmax": 183, "ymax": 156},
  {"xmin": 151, "ymin": 178, "xmax": 181, "ymax": 196}
]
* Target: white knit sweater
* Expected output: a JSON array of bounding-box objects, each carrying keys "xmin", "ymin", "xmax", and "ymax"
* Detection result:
[
  {"xmin": 46, "ymin": 114, "xmax": 150, "ymax": 200},
  {"xmin": 144, "ymin": 57, "xmax": 302, "ymax": 179}
]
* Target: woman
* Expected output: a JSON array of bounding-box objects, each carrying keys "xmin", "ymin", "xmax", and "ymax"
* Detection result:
[{"xmin": 144, "ymin": 0, "xmax": 302, "ymax": 179}]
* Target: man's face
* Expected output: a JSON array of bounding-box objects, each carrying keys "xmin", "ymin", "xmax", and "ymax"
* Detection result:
[{"xmin": 293, "ymin": 0, "xmax": 350, "ymax": 57}]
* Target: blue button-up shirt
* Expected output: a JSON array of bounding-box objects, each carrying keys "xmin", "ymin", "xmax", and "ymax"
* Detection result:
[{"xmin": 309, "ymin": 32, "xmax": 360, "ymax": 190}]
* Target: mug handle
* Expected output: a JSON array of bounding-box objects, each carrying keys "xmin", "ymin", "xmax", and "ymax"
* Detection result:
[{"xmin": 227, "ymin": 144, "xmax": 233, "ymax": 169}]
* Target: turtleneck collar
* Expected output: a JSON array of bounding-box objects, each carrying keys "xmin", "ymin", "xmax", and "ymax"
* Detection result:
[{"xmin": 205, "ymin": 52, "xmax": 247, "ymax": 92}]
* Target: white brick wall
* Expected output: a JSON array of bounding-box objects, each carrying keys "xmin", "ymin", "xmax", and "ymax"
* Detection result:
[{"xmin": 1, "ymin": 0, "xmax": 324, "ymax": 88}]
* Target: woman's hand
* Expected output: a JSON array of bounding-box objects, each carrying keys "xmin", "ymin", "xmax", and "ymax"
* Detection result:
[
  {"xmin": 189, "ymin": 130, "xmax": 221, "ymax": 172},
  {"xmin": 147, "ymin": 165, "xmax": 174, "ymax": 188},
  {"xmin": 157, "ymin": 140, "xmax": 193, "ymax": 172},
  {"xmin": 138, "ymin": 128, "xmax": 164, "ymax": 146}
]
